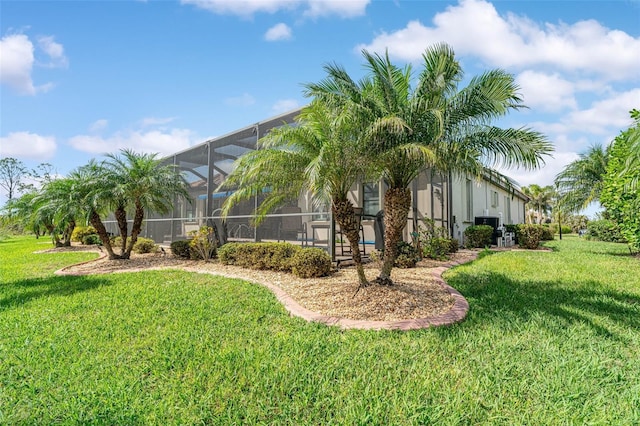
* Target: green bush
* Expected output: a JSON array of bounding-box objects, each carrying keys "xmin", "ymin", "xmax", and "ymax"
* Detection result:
[
  {"xmin": 220, "ymin": 242, "xmax": 301, "ymax": 272},
  {"xmin": 218, "ymin": 242, "xmax": 241, "ymax": 265},
  {"xmin": 586, "ymin": 220, "xmax": 627, "ymax": 243},
  {"xmin": 518, "ymin": 224, "xmax": 545, "ymax": 249},
  {"xmin": 464, "ymin": 225, "xmax": 493, "ymax": 248},
  {"xmin": 394, "ymin": 241, "xmax": 420, "ymax": 268},
  {"xmin": 188, "ymin": 226, "xmax": 217, "ymax": 260},
  {"xmin": 72, "ymin": 226, "xmax": 97, "ymax": 243},
  {"xmin": 418, "ymin": 219, "xmax": 457, "ymax": 260},
  {"xmin": 422, "ymin": 237, "xmax": 453, "ymax": 261},
  {"xmin": 550, "ymin": 223, "xmax": 573, "ymax": 235},
  {"xmin": 82, "ymin": 234, "xmax": 102, "ymax": 246},
  {"xmin": 133, "ymin": 237, "xmax": 158, "ymax": 254},
  {"xmin": 170, "ymin": 240, "xmax": 192, "ymax": 259},
  {"xmin": 291, "ymin": 248, "xmax": 332, "ymax": 278},
  {"xmin": 540, "ymin": 225, "xmax": 555, "ymax": 241}
]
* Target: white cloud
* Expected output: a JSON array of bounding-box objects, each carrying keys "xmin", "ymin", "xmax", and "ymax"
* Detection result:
[
  {"xmin": 181, "ymin": 0, "xmax": 295, "ymax": 17},
  {"xmin": 303, "ymin": 0, "xmax": 369, "ymax": 18},
  {"xmin": 357, "ymin": 0, "xmax": 640, "ymax": 81},
  {"xmin": 0, "ymin": 33, "xmax": 67, "ymax": 95},
  {"xmin": 515, "ymin": 71, "xmax": 577, "ymax": 112},
  {"xmin": 0, "ymin": 131, "xmax": 57, "ymax": 160},
  {"xmin": 503, "ymin": 151, "xmax": 579, "ymax": 188},
  {"xmin": 265, "ymin": 23, "xmax": 292, "ymax": 41},
  {"xmin": 181, "ymin": 0, "xmax": 369, "ymax": 18},
  {"xmin": 272, "ymin": 99, "xmax": 300, "ymax": 114},
  {"xmin": 68, "ymin": 129, "xmax": 197, "ymax": 157},
  {"xmin": 139, "ymin": 116, "xmax": 177, "ymax": 127},
  {"xmin": 225, "ymin": 93, "xmax": 256, "ymax": 106},
  {"xmin": 37, "ymin": 36, "xmax": 68, "ymax": 68},
  {"xmin": 89, "ymin": 119, "xmax": 109, "ymax": 132},
  {"xmin": 0, "ymin": 34, "xmax": 37, "ymax": 95},
  {"xmin": 561, "ymin": 88, "xmax": 640, "ymax": 135}
]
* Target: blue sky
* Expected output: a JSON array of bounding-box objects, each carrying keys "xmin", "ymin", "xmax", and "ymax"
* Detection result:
[{"xmin": 1, "ymin": 0, "xmax": 639, "ymax": 213}]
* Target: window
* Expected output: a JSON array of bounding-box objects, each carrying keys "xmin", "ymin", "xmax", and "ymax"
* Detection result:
[
  {"xmin": 465, "ymin": 179, "xmax": 473, "ymax": 221},
  {"xmin": 363, "ymin": 182, "xmax": 380, "ymax": 216},
  {"xmin": 492, "ymin": 191, "xmax": 499, "ymax": 208}
]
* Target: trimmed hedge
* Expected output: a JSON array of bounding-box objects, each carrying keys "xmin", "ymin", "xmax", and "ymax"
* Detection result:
[
  {"xmin": 518, "ymin": 224, "xmax": 545, "ymax": 249},
  {"xmin": 291, "ymin": 248, "xmax": 332, "ymax": 278},
  {"xmin": 133, "ymin": 237, "xmax": 158, "ymax": 254},
  {"xmin": 464, "ymin": 225, "xmax": 493, "ymax": 248},
  {"xmin": 170, "ymin": 240, "xmax": 191, "ymax": 259},
  {"xmin": 219, "ymin": 242, "xmax": 301, "ymax": 272},
  {"xmin": 72, "ymin": 226, "xmax": 97, "ymax": 243},
  {"xmin": 82, "ymin": 234, "xmax": 102, "ymax": 246}
]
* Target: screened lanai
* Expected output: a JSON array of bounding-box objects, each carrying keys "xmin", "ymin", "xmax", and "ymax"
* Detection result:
[{"xmin": 105, "ymin": 107, "xmax": 451, "ymax": 260}]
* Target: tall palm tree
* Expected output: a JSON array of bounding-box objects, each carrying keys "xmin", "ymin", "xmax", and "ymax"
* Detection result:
[
  {"xmin": 307, "ymin": 44, "xmax": 553, "ymax": 285},
  {"xmin": 554, "ymin": 144, "xmax": 609, "ymax": 213},
  {"xmin": 221, "ymin": 101, "xmax": 372, "ymax": 286},
  {"xmin": 105, "ymin": 149, "xmax": 190, "ymax": 259},
  {"xmin": 521, "ymin": 184, "xmax": 554, "ymax": 224}
]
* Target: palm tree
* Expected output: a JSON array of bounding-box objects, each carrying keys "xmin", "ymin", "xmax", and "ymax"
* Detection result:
[
  {"xmin": 307, "ymin": 44, "xmax": 553, "ymax": 285},
  {"xmin": 554, "ymin": 144, "xmax": 609, "ymax": 213},
  {"xmin": 105, "ymin": 149, "xmax": 190, "ymax": 259},
  {"xmin": 221, "ymin": 101, "xmax": 372, "ymax": 286},
  {"xmin": 521, "ymin": 184, "xmax": 554, "ymax": 224}
]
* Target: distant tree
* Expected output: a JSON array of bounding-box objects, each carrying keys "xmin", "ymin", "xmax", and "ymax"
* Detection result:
[
  {"xmin": 522, "ymin": 184, "xmax": 554, "ymax": 224},
  {"xmin": 554, "ymin": 144, "xmax": 609, "ymax": 213},
  {"xmin": 0, "ymin": 157, "xmax": 29, "ymax": 202}
]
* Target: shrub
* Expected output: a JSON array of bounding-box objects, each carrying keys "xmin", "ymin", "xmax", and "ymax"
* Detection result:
[
  {"xmin": 218, "ymin": 242, "xmax": 241, "ymax": 265},
  {"xmin": 221, "ymin": 242, "xmax": 301, "ymax": 271},
  {"xmin": 518, "ymin": 224, "xmax": 545, "ymax": 249},
  {"xmin": 72, "ymin": 226, "xmax": 98, "ymax": 243},
  {"xmin": 170, "ymin": 240, "xmax": 192, "ymax": 259},
  {"xmin": 586, "ymin": 219, "xmax": 627, "ymax": 243},
  {"xmin": 540, "ymin": 225, "xmax": 555, "ymax": 241},
  {"xmin": 394, "ymin": 241, "xmax": 420, "ymax": 268},
  {"xmin": 418, "ymin": 219, "xmax": 457, "ymax": 260},
  {"xmin": 464, "ymin": 225, "xmax": 493, "ymax": 248},
  {"xmin": 82, "ymin": 234, "xmax": 102, "ymax": 245},
  {"xmin": 133, "ymin": 237, "xmax": 158, "ymax": 254},
  {"xmin": 291, "ymin": 248, "xmax": 332, "ymax": 278},
  {"xmin": 188, "ymin": 226, "xmax": 217, "ymax": 260},
  {"xmin": 422, "ymin": 237, "xmax": 453, "ymax": 261}
]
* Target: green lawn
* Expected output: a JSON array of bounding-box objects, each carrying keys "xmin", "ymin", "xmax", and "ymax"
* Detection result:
[{"xmin": 1, "ymin": 236, "xmax": 639, "ymax": 424}]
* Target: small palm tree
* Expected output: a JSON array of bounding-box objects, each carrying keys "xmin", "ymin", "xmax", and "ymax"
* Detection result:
[
  {"xmin": 105, "ymin": 149, "xmax": 190, "ymax": 259},
  {"xmin": 221, "ymin": 102, "xmax": 371, "ymax": 286},
  {"xmin": 307, "ymin": 44, "xmax": 553, "ymax": 285},
  {"xmin": 554, "ymin": 144, "xmax": 609, "ymax": 213}
]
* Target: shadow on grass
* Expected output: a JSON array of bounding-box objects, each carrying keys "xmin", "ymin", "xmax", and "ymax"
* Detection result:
[
  {"xmin": 1, "ymin": 275, "xmax": 112, "ymax": 310},
  {"xmin": 447, "ymin": 271, "xmax": 640, "ymax": 340}
]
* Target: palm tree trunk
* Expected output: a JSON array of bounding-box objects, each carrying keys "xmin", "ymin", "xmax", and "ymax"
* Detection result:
[
  {"xmin": 90, "ymin": 210, "xmax": 119, "ymax": 259},
  {"xmin": 332, "ymin": 199, "xmax": 368, "ymax": 287},
  {"xmin": 62, "ymin": 220, "xmax": 76, "ymax": 246},
  {"xmin": 114, "ymin": 205, "xmax": 128, "ymax": 255},
  {"xmin": 375, "ymin": 187, "xmax": 411, "ymax": 286},
  {"xmin": 124, "ymin": 200, "xmax": 144, "ymax": 259}
]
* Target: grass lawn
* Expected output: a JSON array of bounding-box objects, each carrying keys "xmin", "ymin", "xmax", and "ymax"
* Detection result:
[{"xmin": 1, "ymin": 235, "xmax": 639, "ymax": 424}]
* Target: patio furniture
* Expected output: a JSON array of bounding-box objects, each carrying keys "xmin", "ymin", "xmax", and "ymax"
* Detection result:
[{"xmin": 277, "ymin": 206, "xmax": 308, "ymax": 246}]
